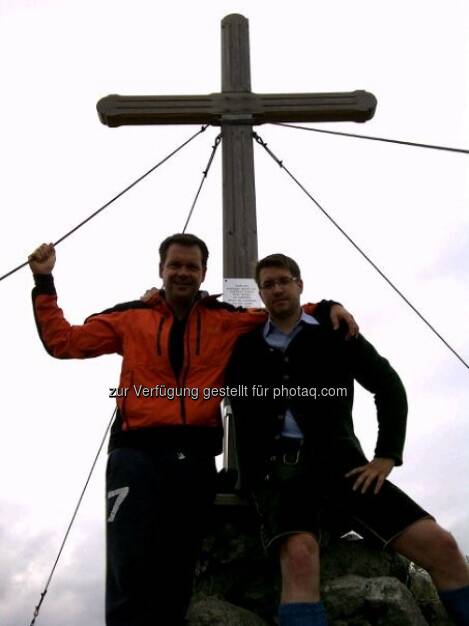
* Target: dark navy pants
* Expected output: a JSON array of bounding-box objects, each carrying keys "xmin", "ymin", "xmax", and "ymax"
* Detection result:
[{"xmin": 105, "ymin": 447, "xmax": 217, "ymax": 626}]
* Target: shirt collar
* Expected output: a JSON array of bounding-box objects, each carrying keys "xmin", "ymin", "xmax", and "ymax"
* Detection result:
[{"xmin": 263, "ymin": 308, "xmax": 319, "ymax": 338}]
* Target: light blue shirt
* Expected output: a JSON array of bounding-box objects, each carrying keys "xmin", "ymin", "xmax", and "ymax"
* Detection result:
[{"xmin": 263, "ymin": 310, "xmax": 319, "ymax": 438}]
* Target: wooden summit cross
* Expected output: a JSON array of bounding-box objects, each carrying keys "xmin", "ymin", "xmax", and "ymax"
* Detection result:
[
  {"xmin": 97, "ymin": 13, "xmax": 376, "ymax": 277},
  {"xmin": 96, "ymin": 13, "xmax": 377, "ymax": 475}
]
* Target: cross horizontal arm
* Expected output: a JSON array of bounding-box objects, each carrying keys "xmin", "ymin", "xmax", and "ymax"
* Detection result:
[
  {"xmin": 97, "ymin": 94, "xmax": 217, "ymax": 127},
  {"xmin": 256, "ymin": 90, "xmax": 376, "ymax": 123},
  {"xmin": 97, "ymin": 90, "xmax": 376, "ymax": 127}
]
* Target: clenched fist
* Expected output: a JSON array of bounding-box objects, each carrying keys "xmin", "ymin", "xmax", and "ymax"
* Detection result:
[{"xmin": 28, "ymin": 243, "xmax": 56, "ymax": 275}]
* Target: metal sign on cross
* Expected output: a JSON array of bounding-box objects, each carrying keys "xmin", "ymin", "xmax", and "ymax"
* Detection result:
[{"xmin": 96, "ymin": 13, "xmax": 377, "ymax": 478}]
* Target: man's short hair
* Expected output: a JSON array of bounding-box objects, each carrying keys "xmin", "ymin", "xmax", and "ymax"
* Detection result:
[
  {"xmin": 159, "ymin": 233, "xmax": 209, "ymax": 268},
  {"xmin": 255, "ymin": 253, "xmax": 302, "ymax": 286}
]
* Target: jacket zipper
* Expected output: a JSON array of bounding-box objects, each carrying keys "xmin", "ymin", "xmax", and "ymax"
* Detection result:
[
  {"xmin": 195, "ymin": 311, "xmax": 202, "ymax": 356},
  {"xmin": 156, "ymin": 317, "xmax": 165, "ymax": 355},
  {"xmin": 121, "ymin": 370, "xmax": 133, "ymax": 430},
  {"xmin": 179, "ymin": 301, "xmax": 203, "ymax": 423},
  {"xmin": 179, "ymin": 317, "xmax": 193, "ymax": 424},
  {"xmin": 157, "ymin": 304, "xmax": 199, "ymax": 425}
]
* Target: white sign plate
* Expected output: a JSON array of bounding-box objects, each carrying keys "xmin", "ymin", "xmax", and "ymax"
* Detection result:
[{"xmin": 223, "ymin": 278, "xmax": 262, "ymax": 308}]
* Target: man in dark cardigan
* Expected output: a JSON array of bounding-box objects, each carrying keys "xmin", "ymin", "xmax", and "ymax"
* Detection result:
[{"xmin": 226, "ymin": 253, "xmax": 469, "ymax": 626}]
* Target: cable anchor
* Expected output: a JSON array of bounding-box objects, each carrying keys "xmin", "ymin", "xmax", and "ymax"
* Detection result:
[
  {"xmin": 253, "ymin": 132, "xmax": 283, "ymax": 167},
  {"xmin": 182, "ymin": 132, "xmax": 222, "ymax": 233}
]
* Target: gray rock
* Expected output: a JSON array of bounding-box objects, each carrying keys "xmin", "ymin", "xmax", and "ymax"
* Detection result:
[
  {"xmin": 194, "ymin": 500, "xmax": 459, "ymax": 625},
  {"xmin": 409, "ymin": 567, "xmax": 440, "ymax": 603},
  {"xmin": 195, "ymin": 502, "xmax": 279, "ymax": 618},
  {"xmin": 408, "ymin": 566, "xmax": 454, "ymax": 626},
  {"xmin": 321, "ymin": 534, "xmax": 410, "ymax": 584},
  {"xmin": 329, "ymin": 618, "xmax": 373, "ymax": 626},
  {"xmin": 188, "ymin": 596, "xmax": 269, "ymax": 626},
  {"xmin": 322, "ymin": 575, "xmax": 429, "ymax": 626}
]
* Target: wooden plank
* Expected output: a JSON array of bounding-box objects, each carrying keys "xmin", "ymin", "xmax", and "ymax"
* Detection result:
[
  {"xmin": 97, "ymin": 90, "xmax": 376, "ymax": 127},
  {"xmin": 221, "ymin": 14, "xmax": 258, "ymax": 279},
  {"xmin": 221, "ymin": 15, "xmax": 257, "ymax": 475}
]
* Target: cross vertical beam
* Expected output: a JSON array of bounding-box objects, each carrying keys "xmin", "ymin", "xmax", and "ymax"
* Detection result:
[
  {"xmin": 221, "ymin": 14, "xmax": 258, "ymax": 278},
  {"xmin": 220, "ymin": 15, "xmax": 258, "ymax": 476}
]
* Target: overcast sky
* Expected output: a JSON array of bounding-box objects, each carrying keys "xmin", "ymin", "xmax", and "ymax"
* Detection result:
[{"xmin": 1, "ymin": 1, "xmax": 468, "ymax": 625}]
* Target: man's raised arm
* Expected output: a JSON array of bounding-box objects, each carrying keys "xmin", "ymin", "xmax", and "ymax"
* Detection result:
[{"xmin": 29, "ymin": 243, "xmax": 123, "ymax": 359}]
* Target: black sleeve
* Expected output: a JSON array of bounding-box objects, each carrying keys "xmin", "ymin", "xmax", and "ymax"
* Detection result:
[
  {"xmin": 348, "ymin": 334, "xmax": 407, "ymax": 465},
  {"xmin": 32, "ymin": 272, "xmax": 56, "ymax": 296},
  {"xmin": 312, "ymin": 299, "xmax": 340, "ymax": 327}
]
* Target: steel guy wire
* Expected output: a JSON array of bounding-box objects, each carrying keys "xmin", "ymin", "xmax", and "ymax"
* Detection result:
[
  {"xmin": 1, "ymin": 125, "xmax": 208, "ymax": 283},
  {"xmin": 253, "ymin": 131, "xmax": 469, "ymax": 371},
  {"xmin": 29, "ymin": 408, "xmax": 117, "ymax": 626},
  {"xmin": 273, "ymin": 122, "xmax": 469, "ymax": 155},
  {"xmin": 182, "ymin": 133, "xmax": 222, "ymax": 233}
]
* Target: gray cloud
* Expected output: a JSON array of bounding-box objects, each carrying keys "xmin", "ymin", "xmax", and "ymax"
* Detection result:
[{"xmin": 1, "ymin": 508, "xmax": 104, "ymax": 626}]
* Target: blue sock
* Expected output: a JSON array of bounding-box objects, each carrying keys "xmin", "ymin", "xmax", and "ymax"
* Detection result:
[
  {"xmin": 438, "ymin": 585, "xmax": 469, "ymax": 625},
  {"xmin": 278, "ymin": 601, "xmax": 328, "ymax": 626}
]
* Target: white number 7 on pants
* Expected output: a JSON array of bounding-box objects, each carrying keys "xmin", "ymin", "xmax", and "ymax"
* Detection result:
[{"xmin": 107, "ymin": 486, "xmax": 130, "ymax": 522}]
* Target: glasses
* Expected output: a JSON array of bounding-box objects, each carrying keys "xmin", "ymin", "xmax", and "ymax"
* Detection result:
[{"xmin": 259, "ymin": 276, "xmax": 299, "ymax": 291}]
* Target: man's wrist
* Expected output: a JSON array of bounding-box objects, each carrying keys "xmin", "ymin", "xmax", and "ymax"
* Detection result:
[
  {"xmin": 33, "ymin": 273, "xmax": 56, "ymax": 295},
  {"xmin": 374, "ymin": 455, "xmax": 397, "ymax": 467},
  {"xmin": 313, "ymin": 299, "xmax": 340, "ymax": 325}
]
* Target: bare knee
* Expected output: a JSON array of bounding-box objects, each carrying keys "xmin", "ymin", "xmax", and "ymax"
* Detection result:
[
  {"xmin": 280, "ymin": 533, "xmax": 321, "ymax": 603},
  {"xmin": 395, "ymin": 520, "xmax": 464, "ymax": 573},
  {"xmin": 280, "ymin": 533, "xmax": 319, "ymax": 580},
  {"xmin": 415, "ymin": 527, "xmax": 469, "ymax": 589},
  {"xmin": 427, "ymin": 529, "xmax": 462, "ymax": 569}
]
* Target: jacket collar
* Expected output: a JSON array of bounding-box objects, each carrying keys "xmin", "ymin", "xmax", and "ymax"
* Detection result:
[{"xmin": 150, "ymin": 289, "xmax": 221, "ymax": 310}]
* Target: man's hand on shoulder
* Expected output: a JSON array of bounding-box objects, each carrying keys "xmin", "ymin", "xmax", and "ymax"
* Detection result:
[
  {"xmin": 28, "ymin": 243, "xmax": 56, "ymax": 275},
  {"xmin": 140, "ymin": 287, "xmax": 159, "ymax": 303},
  {"xmin": 330, "ymin": 303, "xmax": 359, "ymax": 339},
  {"xmin": 345, "ymin": 457, "xmax": 395, "ymax": 495}
]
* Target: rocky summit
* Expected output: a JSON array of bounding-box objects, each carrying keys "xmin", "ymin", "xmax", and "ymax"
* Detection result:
[{"xmin": 188, "ymin": 497, "xmax": 456, "ymax": 626}]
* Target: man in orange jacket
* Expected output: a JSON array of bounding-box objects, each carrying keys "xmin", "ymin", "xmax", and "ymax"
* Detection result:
[{"xmin": 29, "ymin": 233, "xmax": 357, "ymax": 626}]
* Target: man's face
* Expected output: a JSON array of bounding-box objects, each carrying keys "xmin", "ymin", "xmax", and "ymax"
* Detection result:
[
  {"xmin": 258, "ymin": 266, "xmax": 303, "ymax": 319},
  {"xmin": 159, "ymin": 244, "xmax": 206, "ymax": 306}
]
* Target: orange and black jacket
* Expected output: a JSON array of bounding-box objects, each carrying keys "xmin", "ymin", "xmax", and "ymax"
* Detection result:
[{"xmin": 32, "ymin": 273, "xmax": 332, "ymax": 455}]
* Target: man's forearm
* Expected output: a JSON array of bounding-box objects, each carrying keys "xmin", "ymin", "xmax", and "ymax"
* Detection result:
[{"xmin": 32, "ymin": 274, "xmax": 121, "ymax": 359}]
